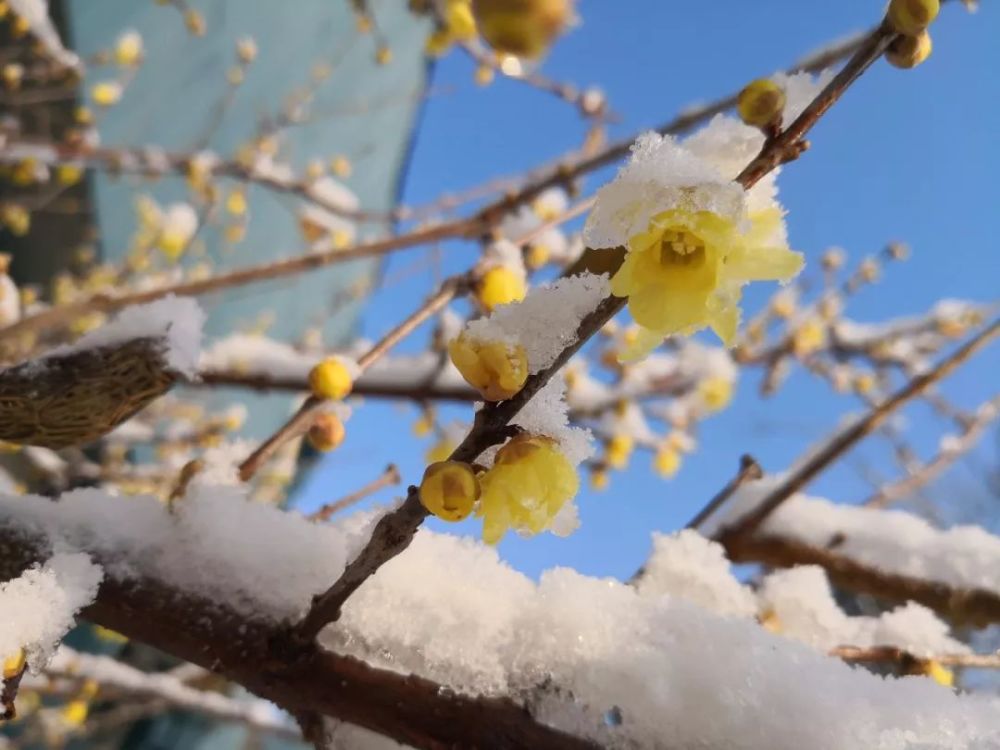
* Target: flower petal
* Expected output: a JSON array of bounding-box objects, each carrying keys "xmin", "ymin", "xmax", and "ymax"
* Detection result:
[{"xmin": 726, "ymin": 244, "xmax": 803, "ymax": 284}]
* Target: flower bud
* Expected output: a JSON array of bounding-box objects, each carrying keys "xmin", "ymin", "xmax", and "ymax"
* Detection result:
[
  {"xmin": 449, "ymin": 334, "xmax": 528, "ymax": 401},
  {"xmin": 476, "ymin": 266, "xmax": 526, "ymax": 311},
  {"xmin": 888, "ymin": 0, "xmax": 939, "ymax": 36},
  {"xmin": 419, "ymin": 460, "xmax": 480, "ymax": 521},
  {"xmin": 307, "ymin": 413, "xmax": 345, "ymax": 452},
  {"xmin": 737, "ymin": 79, "xmax": 786, "ymax": 128},
  {"xmin": 886, "ymin": 30, "xmax": 933, "ymax": 69},
  {"xmin": 472, "ymin": 0, "xmax": 572, "ymax": 59},
  {"xmin": 308, "ymin": 357, "xmax": 353, "ymax": 400}
]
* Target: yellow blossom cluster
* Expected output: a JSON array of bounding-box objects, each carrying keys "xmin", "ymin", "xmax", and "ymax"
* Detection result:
[{"xmin": 419, "ymin": 433, "xmax": 578, "ymax": 544}]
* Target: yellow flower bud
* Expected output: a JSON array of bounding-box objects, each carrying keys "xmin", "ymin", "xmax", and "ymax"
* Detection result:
[
  {"xmin": 472, "ymin": 0, "xmax": 572, "ymax": 59},
  {"xmin": 412, "ymin": 413, "xmax": 434, "ymax": 437},
  {"xmin": 0, "ymin": 204, "xmax": 30, "ymax": 236},
  {"xmin": 525, "ymin": 242, "xmax": 550, "ymax": 269},
  {"xmin": 886, "ymin": 30, "xmax": 933, "ymax": 69},
  {"xmin": 3, "ymin": 648, "xmax": 25, "ymax": 679},
  {"xmin": 758, "ymin": 609, "xmax": 782, "ymax": 634},
  {"xmin": 888, "ymin": 0, "xmax": 939, "ymax": 36},
  {"xmin": 419, "ymin": 460, "xmax": 480, "ymax": 521},
  {"xmin": 697, "ymin": 376, "xmax": 734, "ymax": 412},
  {"xmin": 737, "ymin": 79, "xmax": 786, "ymax": 128},
  {"xmin": 91, "ymin": 80, "xmax": 123, "ymax": 107},
  {"xmin": 306, "ymin": 413, "xmax": 345, "ymax": 452},
  {"xmin": 653, "ymin": 445, "xmax": 681, "ymax": 478},
  {"xmin": 375, "ymin": 46, "xmax": 393, "ymax": 65},
  {"xmin": 57, "ymin": 164, "xmax": 84, "ymax": 186},
  {"xmin": 853, "ymin": 372, "xmax": 877, "ymax": 395},
  {"xmin": 474, "ymin": 64, "xmax": 495, "ymax": 86},
  {"xmin": 330, "ymin": 155, "xmax": 352, "ymax": 178},
  {"xmin": 590, "ymin": 467, "xmax": 609, "ymax": 491},
  {"xmin": 308, "ymin": 357, "xmax": 354, "ymax": 400},
  {"xmin": 225, "ymin": 190, "xmax": 248, "ymax": 216},
  {"xmin": 426, "ymin": 437, "xmax": 457, "ymax": 464},
  {"xmin": 792, "ymin": 318, "xmax": 827, "ymax": 357},
  {"xmin": 62, "ymin": 699, "xmax": 90, "ymax": 726},
  {"xmin": 920, "ymin": 659, "xmax": 954, "ymax": 687},
  {"xmin": 115, "ymin": 30, "xmax": 143, "ymax": 66},
  {"xmin": 605, "ymin": 433, "xmax": 633, "ymax": 470},
  {"xmin": 476, "ymin": 266, "xmax": 526, "ymax": 311},
  {"xmin": 448, "ymin": 334, "xmax": 528, "ymax": 401},
  {"xmin": 185, "ymin": 8, "xmax": 206, "ymax": 36}
]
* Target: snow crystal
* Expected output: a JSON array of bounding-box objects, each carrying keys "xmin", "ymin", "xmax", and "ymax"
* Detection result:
[
  {"xmin": 773, "ymin": 70, "xmax": 835, "ymax": 124},
  {"xmin": 583, "ymin": 132, "xmax": 745, "ymax": 250},
  {"xmin": 510, "ymin": 378, "xmax": 594, "ymax": 466},
  {"xmin": 53, "ymin": 296, "xmax": 205, "ymax": 376},
  {"xmin": 464, "ymin": 272, "xmax": 610, "ymax": 373},
  {"xmin": 0, "ymin": 553, "xmax": 102, "ymax": 671},
  {"xmin": 325, "ymin": 529, "xmax": 1000, "ymax": 749},
  {"xmin": 635, "ymin": 530, "xmax": 757, "ymax": 618}
]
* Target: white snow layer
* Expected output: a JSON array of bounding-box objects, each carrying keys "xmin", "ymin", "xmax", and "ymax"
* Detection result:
[
  {"xmin": 715, "ymin": 475, "xmax": 1000, "ymax": 595},
  {"xmin": 330, "ymin": 531, "xmax": 1000, "ymax": 749},
  {"xmin": 0, "ymin": 553, "xmax": 102, "ymax": 671},
  {"xmin": 5, "ymin": 485, "xmax": 1000, "ymax": 747},
  {"xmin": 464, "ymin": 272, "xmax": 610, "ymax": 373},
  {"xmin": 55, "ymin": 296, "xmax": 205, "ymax": 377}
]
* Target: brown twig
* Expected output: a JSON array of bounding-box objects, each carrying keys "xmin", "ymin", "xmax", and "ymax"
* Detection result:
[
  {"xmin": 309, "ymin": 464, "xmax": 401, "ymax": 522},
  {"xmin": 237, "ymin": 276, "xmax": 469, "ymax": 482},
  {"xmin": 293, "ymin": 22, "xmax": 909, "ymax": 642},
  {"xmin": 830, "ymin": 645, "xmax": 1000, "ymax": 670},
  {"xmin": 718, "ymin": 318, "xmax": 1000, "ymax": 540},
  {"xmin": 686, "ymin": 455, "xmax": 763, "ymax": 530},
  {"xmin": 863, "ymin": 393, "xmax": 1000, "ymax": 508}
]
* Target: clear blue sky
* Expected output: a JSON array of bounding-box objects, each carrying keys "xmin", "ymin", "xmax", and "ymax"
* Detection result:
[{"xmin": 295, "ymin": 0, "xmax": 1000, "ymax": 580}]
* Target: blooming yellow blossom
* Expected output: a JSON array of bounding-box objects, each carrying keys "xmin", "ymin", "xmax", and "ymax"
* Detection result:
[
  {"xmin": 476, "ymin": 266, "xmax": 526, "ymax": 311},
  {"xmin": 308, "ymin": 357, "xmax": 353, "ymax": 400},
  {"xmin": 425, "ymin": 0, "xmax": 478, "ymax": 56},
  {"xmin": 888, "ymin": 0, "xmax": 939, "ymax": 36},
  {"xmin": 477, "ymin": 434, "xmax": 578, "ymax": 544},
  {"xmin": 448, "ymin": 333, "xmax": 528, "ymax": 401},
  {"xmin": 610, "ymin": 208, "xmax": 802, "ymax": 360},
  {"xmin": 91, "ymin": 80, "xmax": 123, "ymax": 106},
  {"xmin": 419, "ymin": 460, "xmax": 480, "ymax": 521}
]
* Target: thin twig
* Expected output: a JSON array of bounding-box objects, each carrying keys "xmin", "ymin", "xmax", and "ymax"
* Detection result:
[
  {"xmin": 309, "ymin": 464, "xmax": 401, "ymax": 522},
  {"xmin": 686, "ymin": 455, "xmax": 764, "ymax": 530},
  {"xmin": 718, "ymin": 318, "xmax": 1000, "ymax": 540},
  {"xmin": 830, "ymin": 645, "xmax": 1000, "ymax": 670},
  {"xmin": 237, "ymin": 276, "xmax": 469, "ymax": 481},
  {"xmin": 863, "ymin": 393, "xmax": 1000, "ymax": 508}
]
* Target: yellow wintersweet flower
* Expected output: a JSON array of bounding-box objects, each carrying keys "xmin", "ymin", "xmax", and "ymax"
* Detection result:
[
  {"xmin": 477, "ymin": 434, "xmax": 578, "ymax": 544},
  {"xmin": 425, "ymin": 437, "xmax": 457, "ymax": 464},
  {"xmin": 308, "ymin": 357, "xmax": 354, "ymax": 400},
  {"xmin": 609, "ymin": 208, "xmax": 802, "ymax": 359},
  {"xmin": 448, "ymin": 333, "xmax": 528, "ymax": 401}
]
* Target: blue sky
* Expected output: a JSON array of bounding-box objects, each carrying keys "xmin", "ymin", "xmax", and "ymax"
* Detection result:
[{"xmin": 295, "ymin": 1, "xmax": 1000, "ymax": 580}]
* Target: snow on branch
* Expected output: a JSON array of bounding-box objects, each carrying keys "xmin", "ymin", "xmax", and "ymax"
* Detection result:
[
  {"xmin": 2, "ymin": 489, "xmax": 999, "ymax": 748},
  {"xmin": 0, "ymin": 553, "xmax": 102, "ymax": 673}
]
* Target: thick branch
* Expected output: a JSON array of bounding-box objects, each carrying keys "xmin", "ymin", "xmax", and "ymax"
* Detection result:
[{"xmin": 0, "ymin": 527, "xmax": 598, "ymax": 750}]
